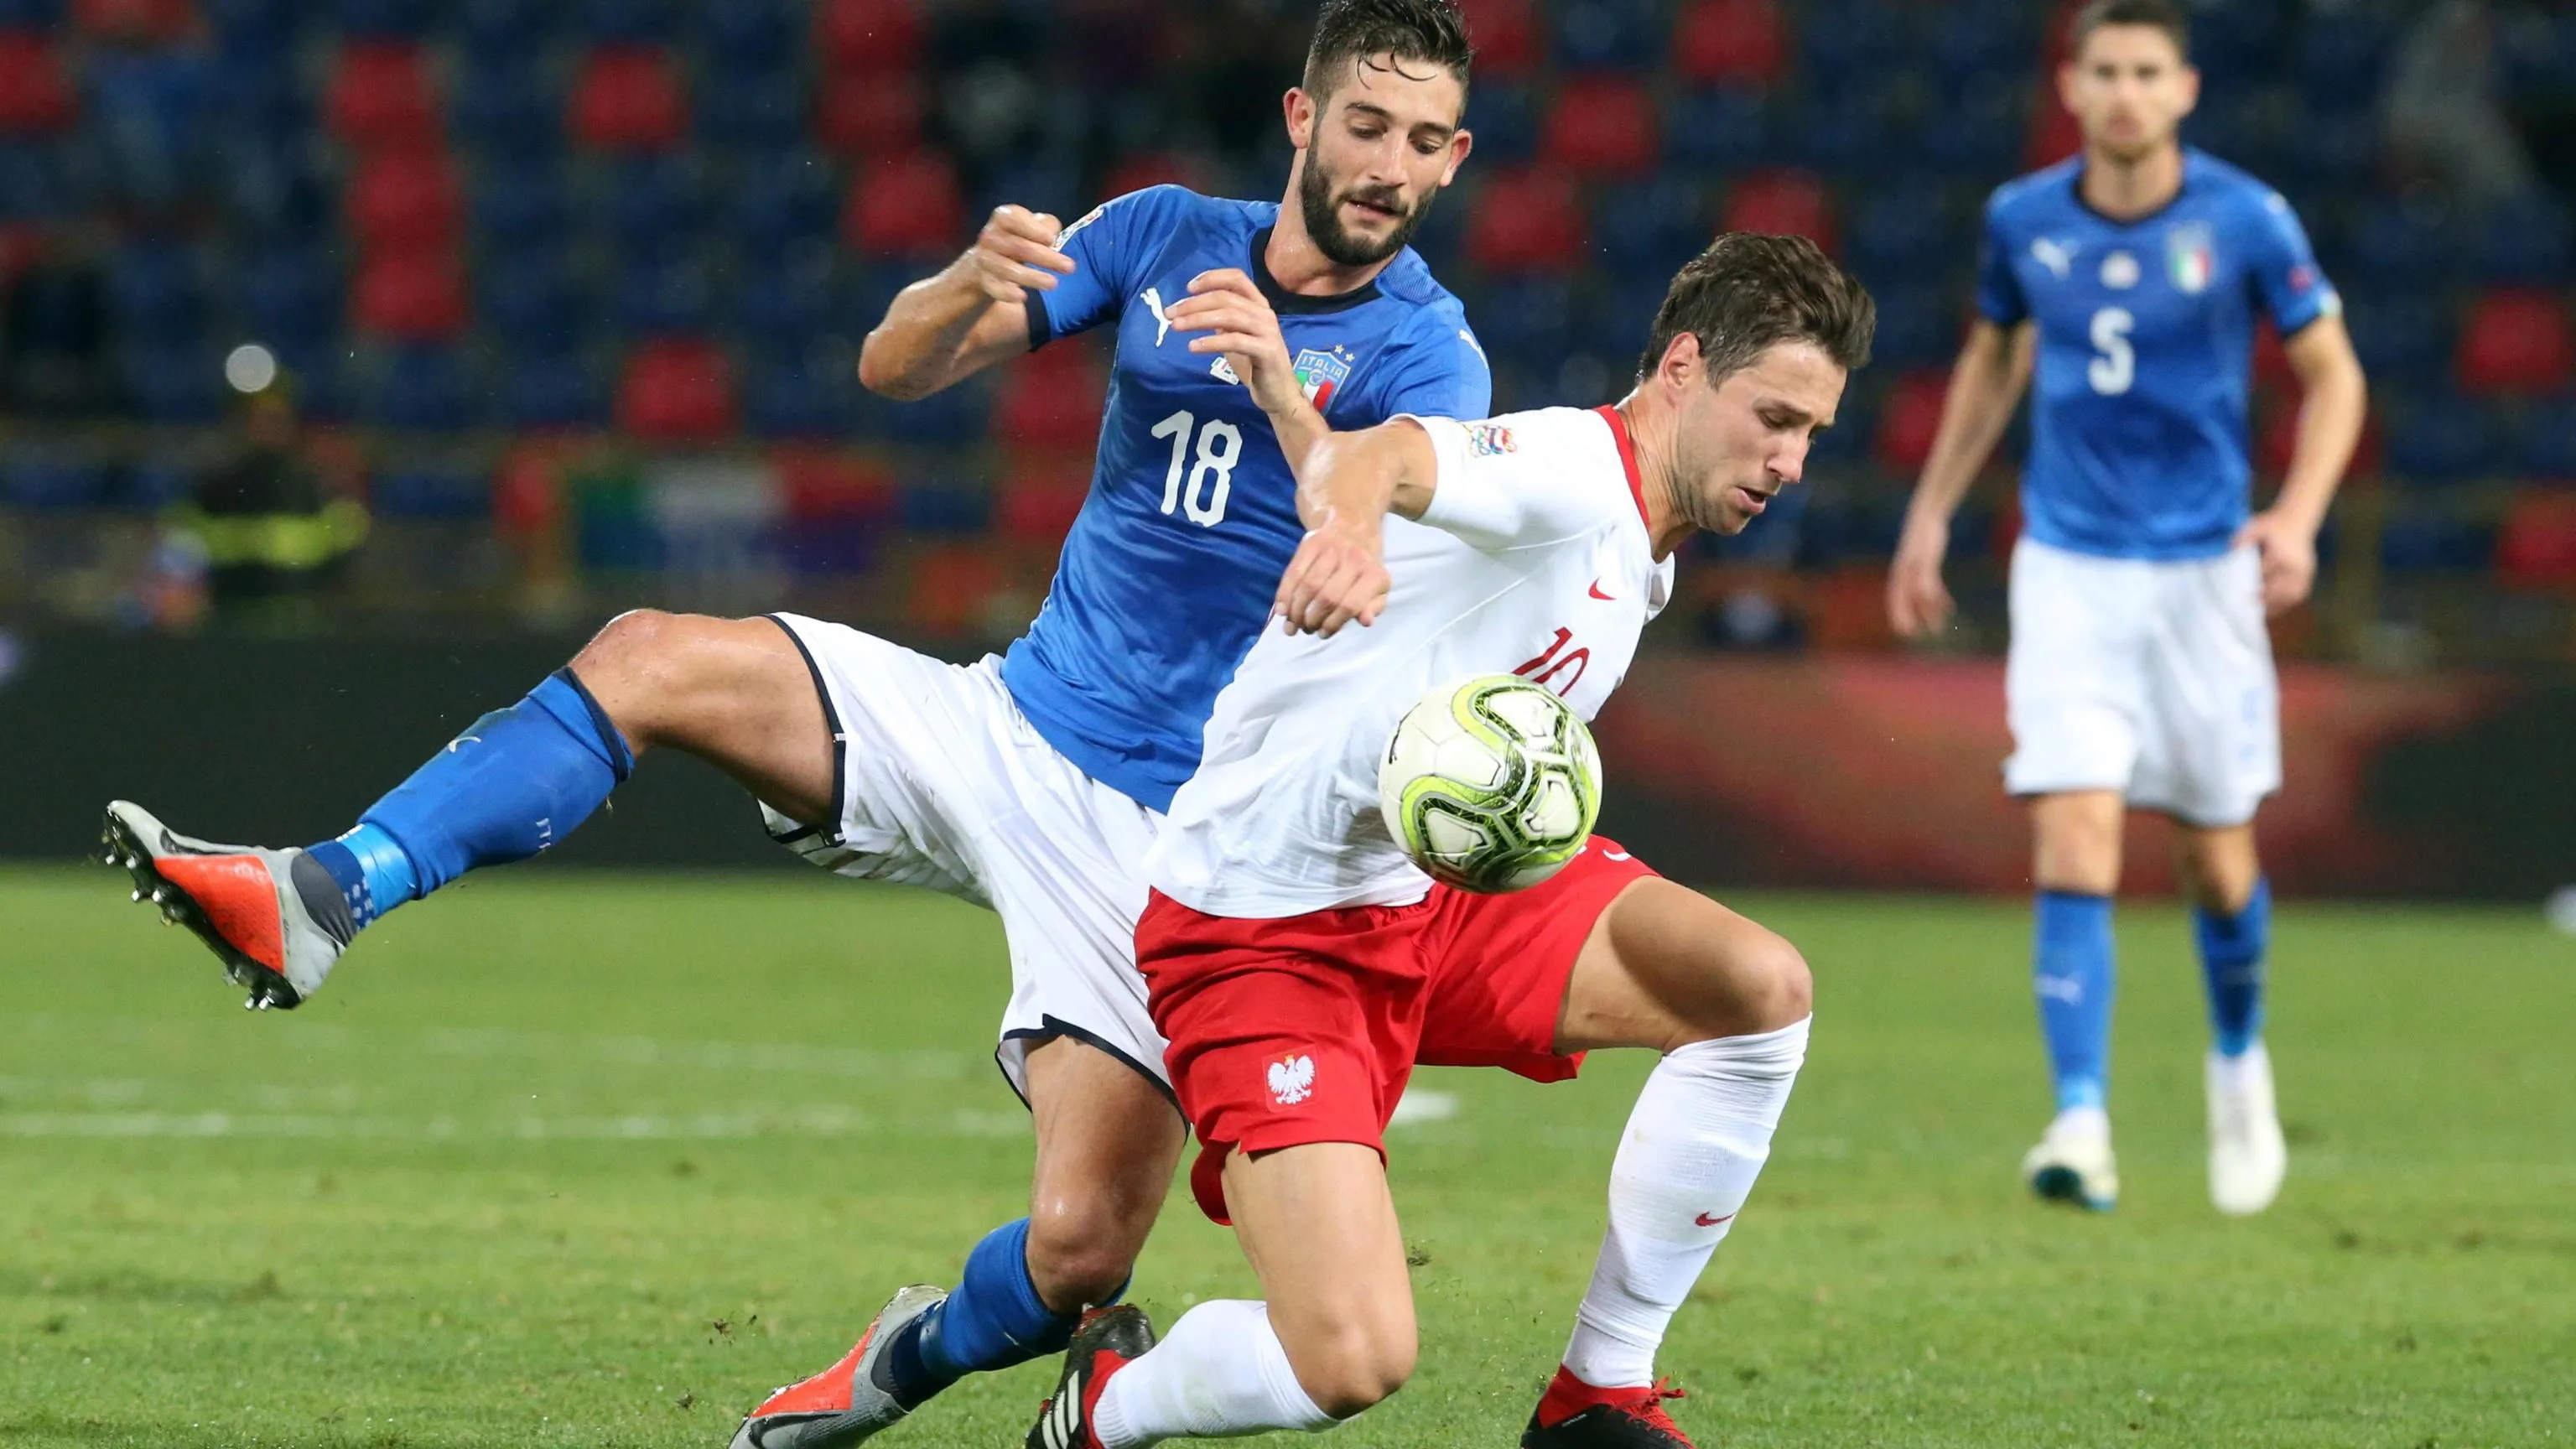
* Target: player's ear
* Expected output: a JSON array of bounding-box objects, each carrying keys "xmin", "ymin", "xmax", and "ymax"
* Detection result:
[
  {"xmin": 1439, "ymin": 127, "xmax": 1472, "ymax": 186},
  {"xmin": 1656, "ymin": 331, "xmax": 1702, "ymax": 394},
  {"xmin": 1284, "ymin": 87, "xmax": 1315, "ymax": 150},
  {"xmin": 2176, "ymin": 64, "xmax": 2200, "ymax": 120}
]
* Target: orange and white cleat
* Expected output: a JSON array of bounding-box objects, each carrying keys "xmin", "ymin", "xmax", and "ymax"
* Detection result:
[
  {"xmin": 101, "ymin": 800, "xmax": 351, "ymax": 1010},
  {"xmin": 730, "ymin": 1285, "xmax": 948, "ymax": 1449},
  {"xmin": 1025, "ymin": 1305, "xmax": 1156, "ymax": 1449},
  {"xmin": 1523, "ymin": 1366, "xmax": 1697, "ymax": 1448}
]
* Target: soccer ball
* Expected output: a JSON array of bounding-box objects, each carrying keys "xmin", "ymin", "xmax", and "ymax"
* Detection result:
[{"xmin": 1378, "ymin": 673, "xmax": 1602, "ymax": 894}]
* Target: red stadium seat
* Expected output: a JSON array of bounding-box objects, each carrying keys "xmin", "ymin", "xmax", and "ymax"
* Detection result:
[
  {"xmin": 1541, "ymin": 76, "xmax": 1657, "ymax": 177},
  {"xmin": 1874, "ymin": 369, "xmax": 1950, "ymax": 474},
  {"xmin": 71, "ymin": 0, "xmax": 197, "ymax": 43},
  {"xmin": 0, "ymin": 34, "xmax": 78, "ymax": 135},
  {"xmin": 326, "ymin": 42, "xmax": 441, "ymax": 152},
  {"xmin": 906, "ymin": 543, "xmax": 1007, "ymax": 636},
  {"xmin": 569, "ymin": 47, "xmax": 688, "ymax": 153},
  {"xmin": 995, "ymin": 460, "xmax": 1092, "ymax": 546},
  {"xmin": 844, "ymin": 150, "xmax": 965, "ymax": 258},
  {"xmin": 1674, "ymin": 0, "xmax": 1787, "ymax": 87},
  {"xmin": 992, "ymin": 342, "xmax": 1108, "ymax": 454},
  {"xmin": 1722, "ymin": 170, "xmax": 1836, "ymax": 253},
  {"xmin": 1465, "ymin": 167, "xmax": 1586, "ymax": 275},
  {"xmin": 2026, "ymin": 90, "xmax": 2081, "ymax": 169},
  {"xmin": 1103, "ymin": 152, "xmax": 1208, "ymax": 200},
  {"xmin": 777, "ymin": 449, "xmax": 898, "ymax": 524},
  {"xmin": 348, "ymin": 150, "xmax": 464, "ymax": 254},
  {"xmin": 1455, "ymin": 0, "xmax": 1541, "ymax": 78},
  {"xmin": 617, "ymin": 338, "xmax": 737, "ymax": 442},
  {"xmin": 818, "ymin": 0, "xmax": 923, "ymax": 78},
  {"xmin": 2497, "ymin": 491, "xmax": 2576, "ymax": 589},
  {"xmin": 352, "ymin": 252, "xmax": 470, "ymax": 340},
  {"xmin": 816, "ymin": 74, "xmax": 924, "ymax": 157},
  {"xmin": 2251, "ymin": 318, "xmax": 2293, "ymax": 396},
  {"xmin": 2455, "ymin": 289, "xmax": 2575, "ymax": 396}
]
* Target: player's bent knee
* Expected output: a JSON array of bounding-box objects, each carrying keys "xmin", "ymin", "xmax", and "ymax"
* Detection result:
[
  {"xmin": 1751, "ymin": 932, "xmax": 1815, "ymax": 1029},
  {"xmin": 1285, "ymin": 1320, "xmax": 1415, "ymax": 1419},
  {"xmin": 1021, "ymin": 1202, "xmax": 1141, "ymax": 1310}
]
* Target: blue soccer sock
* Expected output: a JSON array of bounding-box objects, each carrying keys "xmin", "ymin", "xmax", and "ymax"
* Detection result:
[
  {"xmin": 304, "ymin": 669, "xmax": 633, "ymax": 932},
  {"xmin": 2194, "ymin": 877, "xmax": 2271, "ymax": 1059},
  {"xmin": 879, "ymin": 1218, "xmax": 1103, "ymax": 1409},
  {"xmin": 2033, "ymin": 890, "xmax": 2116, "ymax": 1114}
]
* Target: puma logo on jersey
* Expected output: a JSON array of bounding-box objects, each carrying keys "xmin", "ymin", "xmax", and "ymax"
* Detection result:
[
  {"xmin": 2032, "ymin": 237, "xmax": 2075, "ymax": 279},
  {"xmin": 1140, "ymin": 288, "xmax": 1173, "ymax": 346}
]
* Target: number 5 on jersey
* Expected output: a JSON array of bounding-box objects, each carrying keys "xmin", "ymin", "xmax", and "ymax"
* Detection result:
[
  {"xmin": 2088, "ymin": 306, "xmax": 2135, "ymax": 396},
  {"xmin": 1151, "ymin": 409, "xmax": 1240, "ymax": 527}
]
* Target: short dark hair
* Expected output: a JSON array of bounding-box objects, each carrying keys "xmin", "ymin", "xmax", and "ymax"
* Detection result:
[
  {"xmin": 1638, "ymin": 233, "xmax": 1877, "ymax": 384},
  {"xmin": 1303, "ymin": 0, "xmax": 1474, "ymax": 110},
  {"xmin": 2068, "ymin": 0, "xmax": 2189, "ymax": 61}
]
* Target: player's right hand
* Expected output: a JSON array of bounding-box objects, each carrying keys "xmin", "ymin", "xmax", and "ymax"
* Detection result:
[
  {"xmin": 960, "ymin": 205, "xmax": 1074, "ymax": 302},
  {"xmin": 1887, "ymin": 517, "xmax": 1955, "ymax": 638},
  {"xmin": 1275, "ymin": 522, "xmax": 1389, "ymax": 639}
]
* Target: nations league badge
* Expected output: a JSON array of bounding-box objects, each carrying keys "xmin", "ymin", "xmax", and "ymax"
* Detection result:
[
  {"xmin": 2166, "ymin": 221, "xmax": 2215, "ymax": 294},
  {"xmin": 1293, "ymin": 345, "xmax": 1354, "ymax": 409}
]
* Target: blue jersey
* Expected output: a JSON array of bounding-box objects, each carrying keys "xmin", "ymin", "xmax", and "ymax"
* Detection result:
[
  {"xmin": 1001, "ymin": 186, "xmax": 1489, "ymax": 812},
  {"xmin": 1978, "ymin": 150, "xmax": 2340, "ymax": 560}
]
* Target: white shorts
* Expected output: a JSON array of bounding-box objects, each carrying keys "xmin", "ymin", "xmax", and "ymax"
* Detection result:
[
  {"xmin": 757, "ymin": 614, "xmax": 1168, "ymax": 1101},
  {"xmin": 2003, "ymin": 538, "xmax": 2281, "ymax": 828}
]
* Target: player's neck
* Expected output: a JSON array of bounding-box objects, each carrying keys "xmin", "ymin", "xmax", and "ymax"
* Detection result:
[
  {"xmin": 1264, "ymin": 195, "xmax": 1394, "ymax": 297},
  {"xmin": 1613, "ymin": 396, "xmax": 1690, "ymax": 561},
  {"xmin": 2077, "ymin": 143, "xmax": 2185, "ymax": 222}
]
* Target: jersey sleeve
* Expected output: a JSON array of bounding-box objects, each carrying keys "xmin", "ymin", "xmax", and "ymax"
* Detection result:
[
  {"xmin": 2241, "ymin": 189, "xmax": 2341, "ymax": 337},
  {"xmin": 1402, "ymin": 412, "xmax": 1628, "ymax": 553},
  {"xmin": 1367, "ymin": 315, "xmax": 1493, "ymax": 423},
  {"xmin": 1974, "ymin": 193, "xmax": 2029, "ymax": 328},
  {"xmin": 1028, "ymin": 185, "xmax": 1187, "ymax": 349}
]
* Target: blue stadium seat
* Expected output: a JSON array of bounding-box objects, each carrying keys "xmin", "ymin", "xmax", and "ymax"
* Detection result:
[
  {"xmin": 699, "ymin": 65, "xmax": 807, "ymax": 153},
  {"xmin": 336, "ymin": 0, "xmax": 433, "ymax": 38},
  {"xmin": 607, "ymin": 155, "xmax": 709, "ymax": 263},
  {"xmin": 241, "ymin": 247, "xmax": 343, "ymax": 355},
  {"xmin": 704, "ymin": 0, "xmax": 799, "ymax": 71},
  {"xmin": 1405, "ymin": 186, "xmax": 1468, "ymax": 270},
  {"xmin": 2185, "ymin": 0, "xmax": 2287, "ymax": 83},
  {"xmin": 611, "ymin": 257, "xmax": 712, "ymax": 338},
  {"xmin": 0, "ymin": 142, "xmax": 62, "ymax": 221},
  {"xmin": 2345, "ymin": 293, "xmax": 2452, "ymax": 392},
  {"xmin": 452, "ymin": 58, "xmax": 559, "ymax": 156},
  {"xmin": 501, "ymin": 347, "xmax": 610, "ymax": 429},
  {"xmin": 2477, "ymin": 193, "xmax": 2573, "ymax": 287},
  {"xmin": 1920, "ymin": 80, "xmax": 2024, "ymax": 178},
  {"xmin": 896, "ymin": 478, "xmax": 992, "ymax": 534},
  {"xmin": 1800, "ymin": 0, "xmax": 1914, "ymax": 87},
  {"xmin": 460, "ymin": 0, "xmax": 556, "ymax": 64},
  {"xmin": 1552, "ymin": 0, "xmax": 1661, "ymax": 71},
  {"xmin": 1794, "ymin": 91, "xmax": 1901, "ymax": 177},
  {"xmin": 734, "ymin": 149, "xmax": 841, "ymax": 264},
  {"xmin": 2298, "ymin": 14, "xmax": 2394, "ymax": 114},
  {"xmin": 373, "ymin": 465, "xmax": 493, "ymax": 519},
  {"xmin": 2279, "ymin": 111, "xmax": 2374, "ymax": 190},
  {"xmin": 1594, "ymin": 177, "xmax": 1711, "ymax": 274},
  {"xmin": 2386, "ymin": 398, "xmax": 2505, "ymax": 486},
  {"xmin": 0, "ymin": 0, "xmax": 63, "ymax": 24},
  {"xmin": 83, "ymin": 50, "xmax": 221, "ymax": 212},
  {"xmin": 1584, "ymin": 273, "xmax": 1666, "ymax": 359},
  {"xmin": 473, "ymin": 158, "xmax": 572, "ymax": 249},
  {"xmin": 1663, "ymin": 86, "xmax": 1769, "ymax": 173},
  {"xmin": 1847, "ymin": 179, "xmax": 1950, "ymax": 281},
  {"xmin": 739, "ymin": 257, "xmax": 839, "ymax": 350},
  {"xmin": 210, "ymin": 43, "xmax": 309, "ymax": 149},
  {"xmin": 1931, "ymin": 0, "xmax": 2036, "ymax": 90},
  {"xmin": 366, "ymin": 345, "xmax": 482, "ymax": 432},
  {"xmin": 2522, "ymin": 408, "xmax": 2576, "ymax": 480},
  {"xmin": 2350, "ymin": 205, "xmax": 2466, "ymax": 293},
  {"xmin": 840, "ymin": 265, "xmax": 907, "ymax": 338},
  {"xmin": 579, "ymin": 0, "xmax": 673, "ymax": 44},
  {"xmin": 480, "ymin": 247, "xmax": 589, "ymax": 351},
  {"xmin": 106, "ymin": 243, "xmax": 210, "ymax": 345},
  {"xmin": 1866, "ymin": 286, "xmax": 1956, "ymax": 369},
  {"xmin": 2379, "ymin": 514, "xmax": 2495, "ymax": 572},
  {"xmin": 745, "ymin": 350, "xmax": 855, "ymax": 440},
  {"xmin": 120, "ymin": 456, "xmax": 197, "ymax": 512},
  {"xmin": 1, "ymin": 453, "xmax": 112, "ymax": 510},
  {"xmin": 972, "ymin": 153, "xmax": 1084, "ymax": 230},
  {"xmin": 203, "ymin": 0, "xmax": 305, "ymax": 55},
  {"xmin": 268, "ymin": 340, "xmax": 352, "ymax": 423},
  {"xmin": 2186, "ymin": 88, "xmax": 2288, "ymax": 175},
  {"xmin": 1471, "ymin": 277, "xmax": 1574, "ymax": 366},
  {"xmin": 1462, "ymin": 83, "xmax": 1537, "ymax": 166},
  {"xmin": 874, "ymin": 382, "xmax": 988, "ymax": 448},
  {"xmin": 122, "ymin": 341, "xmax": 226, "ymax": 424}
]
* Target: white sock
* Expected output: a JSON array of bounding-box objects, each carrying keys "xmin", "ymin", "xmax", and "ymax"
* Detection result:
[
  {"xmin": 1561, "ymin": 1016, "xmax": 1810, "ymax": 1389},
  {"xmin": 1093, "ymin": 1300, "xmax": 1337, "ymax": 1446}
]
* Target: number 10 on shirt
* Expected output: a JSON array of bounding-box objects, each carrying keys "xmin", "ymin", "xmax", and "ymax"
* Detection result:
[{"xmin": 1151, "ymin": 409, "xmax": 1241, "ymax": 527}]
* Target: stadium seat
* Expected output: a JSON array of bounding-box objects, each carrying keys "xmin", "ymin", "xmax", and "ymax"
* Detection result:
[
  {"xmin": 348, "ymin": 150, "xmax": 465, "ymax": 255},
  {"xmin": 991, "ymin": 456, "xmax": 1090, "ymax": 548},
  {"xmin": 579, "ymin": 0, "xmax": 670, "ymax": 44},
  {"xmin": 460, "ymin": 0, "xmax": 553, "ymax": 63},
  {"xmin": 743, "ymin": 348, "xmax": 854, "ymax": 439},
  {"xmin": 1672, "ymin": 0, "xmax": 1785, "ymax": 88},
  {"xmin": 120, "ymin": 339, "xmax": 225, "ymax": 423},
  {"xmin": 738, "ymin": 256, "xmax": 839, "ymax": 350},
  {"xmin": 700, "ymin": 65, "xmax": 807, "ymax": 152},
  {"xmin": 610, "ymin": 256, "xmax": 713, "ymax": 337},
  {"xmin": 0, "ymin": 33, "xmax": 77, "ymax": 135},
  {"xmin": 240, "ymin": 247, "xmax": 342, "ymax": 354},
  {"xmin": 872, "ymin": 376, "xmax": 986, "ymax": 446},
  {"xmin": 2345, "ymin": 293, "xmax": 2451, "ymax": 391},
  {"xmin": 569, "ymin": 46, "xmax": 687, "ymax": 152},
  {"xmin": 705, "ymin": 0, "xmax": 797, "ymax": 72},
  {"xmin": 71, "ymin": 0, "xmax": 195, "ymax": 43},
  {"xmin": 1454, "ymin": 0, "xmax": 1540, "ymax": 78},
  {"xmin": 82, "ymin": 47, "xmax": 221, "ymax": 212},
  {"xmin": 373, "ymin": 464, "xmax": 492, "ymax": 519},
  {"xmin": 905, "ymin": 540, "xmax": 1005, "ymax": 635},
  {"xmin": 366, "ymin": 343, "xmax": 479, "ymax": 432},
  {"xmin": 616, "ymin": 336, "xmax": 735, "ymax": 441},
  {"xmin": 1793, "ymin": 91, "xmax": 1901, "ymax": 177},
  {"xmin": 816, "ymin": 73, "xmax": 924, "ymax": 157},
  {"xmin": 471, "ymin": 158, "xmax": 570, "ymax": 249},
  {"xmin": 2523, "ymin": 408, "xmax": 2576, "ymax": 480},
  {"xmin": 452, "ymin": 57, "xmax": 559, "ymax": 155},
  {"xmin": 2496, "ymin": 491, "xmax": 2576, "ymax": 588},
  {"xmin": 1540, "ymin": 76, "xmax": 1656, "ymax": 178},
  {"xmin": 1463, "ymin": 168, "xmax": 1584, "ymax": 275},
  {"xmin": 2476, "ymin": 193, "xmax": 2573, "ymax": 288},
  {"xmin": 1798, "ymin": 0, "xmax": 1910, "ymax": 86},
  {"xmin": 2385, "ymin": 397, "xmax": 2505, "ymax": 486},
  {"xmin": 817, "ymin": 0, "xmax": 922, "ymax": 79},
  {"xmin": 478, "ymin": 244, "xmax": 586, "ymax": 350},
  {"xmin": 897, "ymin": 479, "xmax": 990, "ymax": 535},
  {"xmin": 605, "ymin": 154, "xmax": 709, "ymax": 262},
  {"xmin": 351, "ymin": 250, "xmax": 470, "ymax": 340},
  {"xmin": 733, "ymin": 148, "xmax": 841, "ymax": 262},
  {"xmin": 1594, "ymin": 175, "xmax": 1711, "ymax": 273},
  {"xmin": 1848, "ymin": 179, "xmax": 1951, "ymax": 282},
  {"xmin": 1722, "ymin": 170, "xmax": 1836, "ymax": 254},
  {"xmin": 1922, "ymin": 80, "xmax": 2027, "ymax": 178},
  {"xmin": 500, "ymin": 346, "xmax": 609, "ymax": 429},
  {"xmin": 843, "ymin": 150, "xmax": 964, "ymax": 260},
  {"xmin": 335, "ymin": 0, "xmax": 429, "ymax": 39},
  {"xmin": 2024, "ymin": 92, "xmax": 2080, "ymax": 169},
  {"xmin": 778, "ymin": 449, "xmax": 896, "ymax": 523},
  {"xmin": 990, "ymin": 343, "xmax": 1106, "ymax": 453},
  {"xmin": 202, "ymin": 0, "xmax": 295, "ymax": 51},
  {"xmin": 1102, "ymin": 153, "xmax": 1207, "ymax": 202},
  {"xmin": 0, "ymin": 139, "xmax": 62, "ymax": 219},
  {"xmin": 2297, "ymin": 14, "xmax": 2393, "ymax": 115},
  {"xmin": 2455, "ymin": 289, "xmax": 2575, "ymax": 397},
  {"xmin": 1472, "ymin": 276, "xmax": 1575, "ymax": 364},
  {"xmin": 1, "ymin": 450, "xmax": 112, "ymax": 508},
  {"xmin": 1663, "ymin": 86, "xmax": 1769, "ymax": 173},
  {"xmin": 325, "ymin": 41, "xmax": 440, "ymax": 153},
  {"xmin": 1874, "ymin": 368, "xmax": 1950, "ymax": 474},
  {"xmin": 2377, "ymin": 511, "xmax": 2493, "ymax": 573},
  {"xmin": 105, "ymin": 241, "xmax": 209, "ymax": 343},
  {"xmin": 117, "ymin": 454, "xmax": 195, "ymax": 510},
  {"xmin": 2351, "ymin": 204, "xmax": 2464, "ymax": 293},
  {"xmin": 1462, "ymin": 81, "xmax": 1537, "ymax": 166},
  {"xmin": 1553, "ymin": 0, "xmax": 1659, "ymax": 71},
  {"xmin": 1867, "ymin": 286, "xmax": 1958, "ymax": 369}
]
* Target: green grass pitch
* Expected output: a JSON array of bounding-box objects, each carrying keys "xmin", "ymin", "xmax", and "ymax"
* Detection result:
[{"xmin": 3, "ymin": 868, "xmax": 2570, "ymax": 1447}]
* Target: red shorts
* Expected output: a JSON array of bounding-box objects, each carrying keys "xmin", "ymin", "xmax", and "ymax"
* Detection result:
[{"xmin": 1136, "ymin": 837, "xmax": 1656, "ymax": 1223}]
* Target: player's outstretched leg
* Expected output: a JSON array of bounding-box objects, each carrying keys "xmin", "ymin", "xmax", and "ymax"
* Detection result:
[
  {"xmin": 104, "ymin": 611, "xmax": 833, "ymax": 1008},
  {"xmin": 729, "ymin": 1285, "xmax": 948, "ymax": 1449},
  {"xmin": 2179, "ymin": 824, "xmax": 2284, "ymax": 1215},
  {"xmin": 1529, "ymin": 878, "xmax": 1812, "ymax": 1449},
  {"xmin": 2020, "ymin": 790, "xmax": 2124, "ymax": 1212}
]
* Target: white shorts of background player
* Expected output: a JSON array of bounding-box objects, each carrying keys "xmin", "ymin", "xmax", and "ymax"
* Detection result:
[
  {"xmin": 758, "ymin": 614, "xmax": 1167, "ymax": 1100},
  {"xmin": 2003, "ymin": 536, "xmax": 2282, "ymax": 828}
]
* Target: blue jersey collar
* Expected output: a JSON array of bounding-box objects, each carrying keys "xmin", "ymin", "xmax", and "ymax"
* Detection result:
[
  {"xmin": 2067, "ymin": 148, "xmax": 2198, "ymax": 229},
  {"xmin": 1250, "ymin": 226, "xmax": 1384, "ymax": 315}
]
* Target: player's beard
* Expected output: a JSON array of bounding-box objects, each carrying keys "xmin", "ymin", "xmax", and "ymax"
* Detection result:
[{"xmin": 1298, "ymin": 153, "xmax": 1436, "ymax": 268}]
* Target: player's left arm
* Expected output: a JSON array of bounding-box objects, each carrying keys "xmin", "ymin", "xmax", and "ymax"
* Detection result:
[
  {"xmin": 1163, "ymin": 269, "xmax": 1334, "ymax": 473},
  {"xmin": 2237, "ymin": 191, "xmax": 2369, "ymax": 614},
  {"xmin": 1271, "ymin": 420, "xmax": 1439, "ymax": 637}
]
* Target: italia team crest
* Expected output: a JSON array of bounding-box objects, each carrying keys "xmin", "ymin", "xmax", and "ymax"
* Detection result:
[
  {"xmin": 1293, "ymin": 345, "xmax": 1355, "ymax": 410},
  {"xmin": 2166, "ymin": 222, "xmax": 2216, "ymax": 294}
]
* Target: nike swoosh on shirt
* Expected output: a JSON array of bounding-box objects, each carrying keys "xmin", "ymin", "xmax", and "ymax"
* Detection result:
[
  {"xmin": 1694, "ymin": 1212, "xmax": 1734, "ymax": 1228},
  {"xmin": 1587, "ymin": 580, "xmax": 1615, "ymax": 600}
]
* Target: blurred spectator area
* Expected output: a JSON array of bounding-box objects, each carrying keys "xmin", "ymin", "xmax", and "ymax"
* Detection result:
[{"xmin": 2, "ymin": 0, "xmax": 2573, "ymax": 661}]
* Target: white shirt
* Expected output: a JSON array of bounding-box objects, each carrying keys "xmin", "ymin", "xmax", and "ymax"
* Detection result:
[{"xmin": 1148, "ymin": 405, "xmax": 1675, "ymax": 919}]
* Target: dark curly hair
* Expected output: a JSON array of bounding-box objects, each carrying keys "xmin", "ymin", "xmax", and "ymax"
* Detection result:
[
  {"xmin": 1638, "ymin": 233, "xmax": 1877, "ymax": 383},
  {"xmin": 1303, "ymin": 0, "xmax": 1475, "ymax": 109}
]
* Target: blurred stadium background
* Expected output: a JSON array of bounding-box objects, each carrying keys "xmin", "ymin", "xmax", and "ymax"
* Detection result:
[{"xmin": 0, "ymin": 0, "xmax": 2570, "ymax": 895}]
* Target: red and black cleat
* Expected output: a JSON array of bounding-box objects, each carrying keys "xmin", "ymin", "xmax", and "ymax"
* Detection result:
[
  {"xmin": 1522, "ymin": 1366, "xmax": 1697, "ymax": 1448},
  {"xmin": 1025, "ymin": 1305, "xmax": 1156, "ymax": 1449}
]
